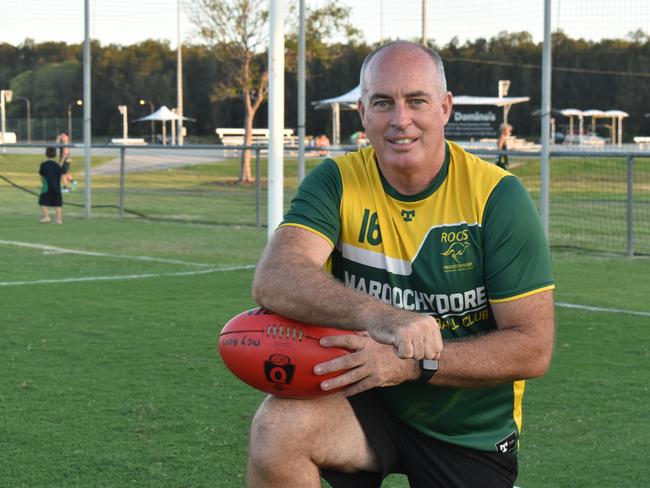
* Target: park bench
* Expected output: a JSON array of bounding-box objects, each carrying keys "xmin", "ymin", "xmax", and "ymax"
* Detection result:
[
  {"xmin": 0, "ymin": 132, "xmax": 17, "ymax": 144},
  {"xmin": 633, "ymin": 136, "xmax": 650, "ymax": 150},
  {"xmin": 110, "ymin": 138, "xmax": 147, "ymax": 145},
  {"xmin": 215, "ymin": 128, "xmax": 298, "ymax": 147}
]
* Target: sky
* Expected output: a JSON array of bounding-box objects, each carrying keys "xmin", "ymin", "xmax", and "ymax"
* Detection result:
[{"xmin": 2, "ymin": 0, "xmax": 648, "ymax": 48}]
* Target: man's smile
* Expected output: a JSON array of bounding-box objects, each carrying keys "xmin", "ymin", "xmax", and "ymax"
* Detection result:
[{"xmin": 388, "ymin": 137, "xmax": 418, "ymax": 146}]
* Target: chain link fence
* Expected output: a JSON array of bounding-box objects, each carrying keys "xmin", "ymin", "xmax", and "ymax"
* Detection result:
[{"xmin": 2, "ymin": 143, "xmax": 649, "ymax": 255}]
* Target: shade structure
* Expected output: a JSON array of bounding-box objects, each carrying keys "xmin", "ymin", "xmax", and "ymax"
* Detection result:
[
  {"xmin": 134, "ymin": 105, "xmax": 195, "ymax": 122},
  {"xmin": 134, "ymin": 105, "xmax": 194, "ymax": 145},
  {"xmin": 582, "ymin": 109, "xmax": 605, "ymax": 133},
  {"xmin": 311, "ymin": 86, "xmax": 360, "ymax": 144},
  {"xmin": 560, "ymin": 108, "xmax": 583, "ymax": 138},
  {"xmin": 311, "ymin": 86, "xmax": 360, "ymax": 110},
  {"xmin": 603, "ymin": 110, "xmax": 629, "ymax": 145}
]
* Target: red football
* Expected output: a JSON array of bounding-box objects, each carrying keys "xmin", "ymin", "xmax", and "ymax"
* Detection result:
[{"xmin": 218, "ymin": 307, "xmax": 354, "ymax": 398}]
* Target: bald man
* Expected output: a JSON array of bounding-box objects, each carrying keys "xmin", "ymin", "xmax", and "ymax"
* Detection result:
[{"xmin": 247, "ymin": 41, "xmax": 555, "ymax": 488}]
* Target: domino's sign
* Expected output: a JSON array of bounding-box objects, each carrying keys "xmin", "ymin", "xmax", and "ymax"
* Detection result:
[{"xmin": 445, "ymin": 105, "xmax": 500, "ymax": 140}]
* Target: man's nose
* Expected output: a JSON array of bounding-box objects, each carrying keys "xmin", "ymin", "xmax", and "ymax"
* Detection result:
[{"xmin": 391, "ymin": 103, "xmax": 411, "ymax": 130}]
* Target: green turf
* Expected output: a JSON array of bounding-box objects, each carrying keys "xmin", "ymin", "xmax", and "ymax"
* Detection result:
[{"xmin": 1, "ymin": 151, "xmax": 649, "ymax": 486}]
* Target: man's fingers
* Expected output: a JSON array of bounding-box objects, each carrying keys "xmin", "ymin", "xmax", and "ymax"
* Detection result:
[
  {"xmin": 319, "ymin": 333, "xmax": 363, "ymax": 350},
  {"xmin": 314, "ymin": 352, "xmax": 362, "ymax": 376},
  {"xmin": 395, "ymin": 341, "xmax": 414, "ymax": 359},
  {"xmin": 423, "ymin": 330, "xmax": 442, "ymax": 360}
]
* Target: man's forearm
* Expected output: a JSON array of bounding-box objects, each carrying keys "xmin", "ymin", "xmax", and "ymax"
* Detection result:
[
  {"xmin": 253, "ymin": 250, "xmax": 391, "ymax": 331},
  {"xmin": 252, "ymin": 226, "xmax": 443, "ymax": 359},
  {"xmin": 429, "ymin": 328, "xmax": 550, "ymax": 388},
  {"xmin": 429, "ymin": 291, "xmax": 555, "ymax": 387}
]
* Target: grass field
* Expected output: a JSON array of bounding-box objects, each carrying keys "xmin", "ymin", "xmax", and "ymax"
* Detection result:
[{"xmin": 1, "ymin": 150, "xmax": 649, "ymax": 487}]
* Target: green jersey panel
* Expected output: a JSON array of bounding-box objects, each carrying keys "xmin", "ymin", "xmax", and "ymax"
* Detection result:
[{"xmin": 280, "ymin": 141, "xmax": 554, "ymax": 452}]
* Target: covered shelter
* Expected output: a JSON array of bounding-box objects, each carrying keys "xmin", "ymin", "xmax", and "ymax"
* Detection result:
[
  {"xmin": 312, "ymin": 86, "xmax": 530, "ymax": 145},
  {"xmin": 311, "ymin": 86, "xmax": 360, "ymax": 145},
  {"xmin": 603, "ymin": 110, "xmax": 628, "ymax": 145},
  {"xmin": 581, "ymin": 109, "xmax": 605, "ymax": 133},
  {"xmin": 560, "ymin": 108, "xmax": 628, "ymax": 145},
  {"xmin": 560, "ymin": 108, "xmax": 583, "ymax": 139},
  {"xmin": 134, "ymin": 105, "xmax": 194, "ymax": 145}
]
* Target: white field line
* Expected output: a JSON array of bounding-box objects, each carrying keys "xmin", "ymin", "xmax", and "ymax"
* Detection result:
[
  {"xmin": 556, "ymin": 301, "xmax": 650, "ymax": 318},
  {"xmin": 0, "ymin": 239, "xmax": 213, "ymax": 267},
  {"xmin": 0, "ymin": 265, "xmax": 256, "ymax": 287},
  {"xmin": 4, "ymin": 239, "xmax": 647, "ymax": 316}
]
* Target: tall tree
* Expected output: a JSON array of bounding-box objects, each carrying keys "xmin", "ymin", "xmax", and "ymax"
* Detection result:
[
  {"xmin": 188, "ymin": 0, "xmax": 268, "ymax": 183},
  {"xmin": 188, "ymin": 0, "xmax": 362, "ymax": 182}
]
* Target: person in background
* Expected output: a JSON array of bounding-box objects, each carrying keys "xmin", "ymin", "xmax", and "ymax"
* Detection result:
[
  {"xmin": 38, "ymin": 146, "xmax": 64, "ymax": 224},
  {"xmin": 496, "ymin": 122, "xmax": 513, "ymax": 169},
  {"xmin": 315, "ymin": 133, "xmax": 331, "ymax": 156},
  {"xmin": 350, "ymin": 130, "xmax": 368, "ymax": 147},
  {"xmin": 56, "ymin": 130, "xmax": 77, "ymax": 192}
]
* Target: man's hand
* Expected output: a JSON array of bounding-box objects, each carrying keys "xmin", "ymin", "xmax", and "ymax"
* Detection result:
[
  {"xmin": 253, "ymin": 226, "xmax": 442, "ymax": 360},
  {"xmin": 314, "ymin": 333, "xmax": 421, "ymax": 396},
  {"xmin": 366, "ymin": 312, "xmax": 442, "ymax": 360}
]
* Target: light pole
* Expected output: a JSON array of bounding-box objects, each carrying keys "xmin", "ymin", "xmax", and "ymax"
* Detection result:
[
  {"xmin": 139, "ymin": 99, "xmax": 155, "ymax": 143},
  {"xmin": 67, "ymin": 99, "xmax": 82, "ymax": 142},
  {"xmin": 177, "ymin": 0, "xmax": 184, "ymax": 145},
  {"xmin": 15, "ymin": 96, "xmax": 31, "ymax": 143},
  {"xmin": 1, "ymin": 89, "xmax": 12, "ymax": 149},
  {"xmin": 117, "ymin": 105, "xmax": 128, "ymax": 141}
]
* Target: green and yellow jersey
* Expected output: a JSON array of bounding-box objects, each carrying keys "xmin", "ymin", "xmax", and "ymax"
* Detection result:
[{"xmin": 281, "ymin": 141, "xmax": 554, "ymax": 453}]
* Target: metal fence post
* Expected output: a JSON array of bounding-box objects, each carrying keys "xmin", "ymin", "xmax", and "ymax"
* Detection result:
[
  {"xmin": 255, "ymin": 147, "xmax": 262, "ymax": 227},
  {"xmin": 119, "ymin": 146, "xmax": 126, "ymax": 218},
  {"xmin": 626, "ymin": 155, "xmax": 634, "ymax": 257}
]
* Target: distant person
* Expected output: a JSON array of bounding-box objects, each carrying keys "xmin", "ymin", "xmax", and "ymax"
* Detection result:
[
  {"xmin": 315, "ymin": 134, "xmax": 331, "ymax": 156},
  {"xmin": 56, "ymin": 131, "xmax": 77, "ymax": 192},
  {"xmin": 38, "ymin": 146, "xmax": 63, "ymax": 224},
  {"xmin": 350, "ymin": 130, "xmax": 368, "ymax": 147},
  {"xmin": 496, "ymin": 123, "xmax": 512, "ymax": 170}
]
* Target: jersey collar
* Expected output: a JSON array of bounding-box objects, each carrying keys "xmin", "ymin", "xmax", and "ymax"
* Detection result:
[{"xmin": 375, "ymin": 142, "xmax": 450, "ymax": 202}]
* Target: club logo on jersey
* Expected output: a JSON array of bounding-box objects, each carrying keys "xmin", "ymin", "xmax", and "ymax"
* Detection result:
[
  {"xmin": 495, "ymin": 431, "xmax": 517, "ymax": 454},
  {"xmin": 401, "ymin": 210, "xmax": 415, "ymax": 222},
  {"xmin": 441, "ymin": 241, "xmax": 470, "ymax": 264},
  {"xmin": 440, "ymin": 229, "xmax": 474, "ymax": 271}
]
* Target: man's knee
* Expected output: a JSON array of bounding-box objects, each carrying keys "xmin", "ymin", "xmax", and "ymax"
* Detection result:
[
  {"xmin": 250, "ymin": 396, "xmax": 319, "ymax": 456},
  {"xmin": 248, "ymin": 395, "xmax": 326, "ymax": 481}
]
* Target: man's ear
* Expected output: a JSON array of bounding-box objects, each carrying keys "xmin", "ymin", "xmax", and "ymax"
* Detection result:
[
  {"xmin": 441, "ymin": 92, "xmax": 453, "ymax": 125},
  {"xmin": 357, "ymin": 99, "xmax": 366, "ymax": 128}
]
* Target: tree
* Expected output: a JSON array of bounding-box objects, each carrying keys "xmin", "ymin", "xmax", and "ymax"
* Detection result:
[
  {"xmin": 188, "ymin": 0, "xmax": 362, "ymax": 182},
  {"xmin": 188, "ymin": 0, "xmax": 269, "ymax": 183},
  {"xmin": 11, "ymin": 61, "xmax": 82, "ymax": 118}
]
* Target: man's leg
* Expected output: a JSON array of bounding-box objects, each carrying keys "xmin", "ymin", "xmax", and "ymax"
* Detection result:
[
  {"xmin": 55, "ymin": 206, "xmax": 63, "ymax": 224},
  {"xmin": 247, "ymin": 393, "xmax": 380, "ymax": 488}
]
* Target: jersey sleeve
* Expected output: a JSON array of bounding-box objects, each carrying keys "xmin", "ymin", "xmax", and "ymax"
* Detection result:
[
  {"xmin": 280, "ymin": 159, "xmax": 343, "ymax": 247},
  {"xmin": 482, "ymin": 175, "xmax": 554, "ymax": 302}
]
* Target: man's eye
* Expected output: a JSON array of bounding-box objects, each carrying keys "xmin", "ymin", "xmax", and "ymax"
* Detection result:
[
  {"xmin": 410, "ymin": 99, "xmax": 427, "ymax": 106},
  {"xmin": 373, "ymin": 100, "xmax": 390, "ymax": 109}
]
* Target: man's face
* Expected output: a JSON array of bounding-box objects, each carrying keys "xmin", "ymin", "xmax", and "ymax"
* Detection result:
[{"xmin": 358, "ymin": 46, "xmax": 452, "ymax": 178}]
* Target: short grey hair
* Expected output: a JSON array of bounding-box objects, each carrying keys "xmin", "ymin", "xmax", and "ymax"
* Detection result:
[{"xmin": 359, "ymin": 41, "xmax": 448, "ymax": 101}]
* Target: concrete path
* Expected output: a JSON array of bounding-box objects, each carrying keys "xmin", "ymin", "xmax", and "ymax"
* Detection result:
[{"xmin": 89, "ymin": 148, "xmax": 229, "ymax": 176}]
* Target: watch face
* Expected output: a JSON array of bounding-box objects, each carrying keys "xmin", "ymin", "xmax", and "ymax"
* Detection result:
[{"xmin": 421, "ymin": 359, "xmax": 439, "ymax": 371}]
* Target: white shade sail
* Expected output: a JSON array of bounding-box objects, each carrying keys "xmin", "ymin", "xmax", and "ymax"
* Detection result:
[{"xmin": 134, "ymin": 105, "xmax": 195, "ymax": 122}]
